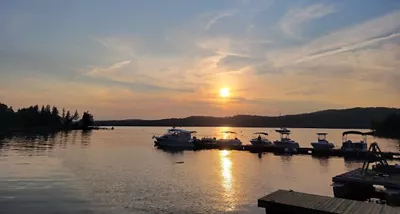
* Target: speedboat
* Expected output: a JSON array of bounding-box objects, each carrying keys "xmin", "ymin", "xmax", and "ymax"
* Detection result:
[
  {"xmin": 273, "ymin": 128, "xmax": 299, "ymax": 149},
  {"xmin": 216, "ymin": 131, "xmax": 242, "ymax": 146},
  {"xmin": 341, "ymin": 131, "xmax": 368, "ymax": 152},
  {"xmin": 250, "ymin": 132, "xmax": 272, "ymax": 146},
  {"xmin": 311, "ymin": 133, "xmax": 334, "ymax": 150},
  {"xmin": 153, "ymin": 128, "xmax": 197, "ymax": 148}
]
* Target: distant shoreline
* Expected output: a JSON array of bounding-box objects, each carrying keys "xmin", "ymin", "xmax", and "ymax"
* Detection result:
[{"xmin": 95, "ymin": 107, "xmax": 400, "ymax": 129}]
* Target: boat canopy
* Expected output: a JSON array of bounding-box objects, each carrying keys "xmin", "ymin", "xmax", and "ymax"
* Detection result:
[
  {"xmin": 221, "ymin": 131, "xmax": 237, "ymax": 134},
  {"xmin": 253, "ymin": 132, "xmax": 268, "ymax": 135},
  {"xmin": 317, "ymin": 133, "xmax": 328, "ymax": 135},
  {"xmin": 342, "ymin": 131, "xmax": 364, "ymax": 136},
  {"xmin": 276, "ymin": 129, "xmax": 290, "ymax": 134},
  {"xmin": 363, "ymin": 131, "xmax": 374, "ymax": 136}
]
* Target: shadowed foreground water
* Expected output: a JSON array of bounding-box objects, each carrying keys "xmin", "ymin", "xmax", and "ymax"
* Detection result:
[{"xmin": 0, "ymin": 127, "xmax": 399, "ymax": 213}]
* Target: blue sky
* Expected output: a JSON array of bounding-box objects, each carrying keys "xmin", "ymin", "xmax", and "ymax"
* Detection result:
[{"xmin": 0, "ymin": 0, "xmax": 399, "ymax": 119}]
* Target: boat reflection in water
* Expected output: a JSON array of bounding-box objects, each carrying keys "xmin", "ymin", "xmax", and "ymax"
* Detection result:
[{"xmin": 219, "ymin": 150, "xmax": 237, "ymax": 212}]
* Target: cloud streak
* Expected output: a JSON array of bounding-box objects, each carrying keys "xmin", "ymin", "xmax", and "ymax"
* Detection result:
[{"xmin": 280, "ymin": 3, "xmax": 336, "ymax": 39}]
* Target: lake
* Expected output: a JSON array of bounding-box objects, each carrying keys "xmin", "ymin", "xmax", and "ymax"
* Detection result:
[{"xmin": 0, "ymin": 127, "xmax": 399, "ymax": 214}]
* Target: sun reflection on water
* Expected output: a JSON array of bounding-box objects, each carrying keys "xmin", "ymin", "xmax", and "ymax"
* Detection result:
[{"xmin": 219, "ymin": 150, "xmax": 236, "ymax": 211}]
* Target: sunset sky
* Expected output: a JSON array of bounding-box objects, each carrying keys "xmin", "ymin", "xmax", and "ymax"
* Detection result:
[{"xmin": 0, "ymin": 0, "xmax": 399, "ymax": 119}]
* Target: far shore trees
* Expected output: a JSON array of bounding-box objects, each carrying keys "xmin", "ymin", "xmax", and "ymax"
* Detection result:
[{"xmin": 0, "ymin": 102, "xmax": 95, "ymax": 131}]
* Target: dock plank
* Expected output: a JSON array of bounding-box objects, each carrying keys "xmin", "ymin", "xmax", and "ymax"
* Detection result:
[{"xmin": 258, "ymin": 190, "xmax": 400, "ymax": 214}]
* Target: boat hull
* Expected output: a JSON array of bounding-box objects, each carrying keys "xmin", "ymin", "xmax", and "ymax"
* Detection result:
[
  {"xmin": 154, "ymin": 138, "xmax": 194, "ymax": 149},
  {"xmin": 341, "ymin": 141, "xmax": 367, "ymax": 152},
  {"xmin": 250, "ymin": 139, "xmax": 272, "ymax": 146},
  {"xmin": 217, "ymin": 139, "xmax": 242, "ymax": 146},
  {"xmin": 273, "ymin": 141, "xmax": 300, "ymax": 149},
  {"xmin": 311, "ymin": 142, "xmax": 334, "ymax": 150}
]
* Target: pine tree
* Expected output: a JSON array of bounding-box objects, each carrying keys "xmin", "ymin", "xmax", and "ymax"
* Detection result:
[{"xmin": 72, "ymin": 110, "xmax": 79, "ymax": 121}]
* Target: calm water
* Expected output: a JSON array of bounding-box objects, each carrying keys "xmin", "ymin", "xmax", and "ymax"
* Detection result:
[{"xmin": 0, "ymin": 127, "xmax": 399, "ymax": 214}]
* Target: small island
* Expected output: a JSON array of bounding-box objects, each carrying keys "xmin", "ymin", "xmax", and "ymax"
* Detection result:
[{"xmin": 0, "ymin": 102, "xmax": 95, "ymax": 133}]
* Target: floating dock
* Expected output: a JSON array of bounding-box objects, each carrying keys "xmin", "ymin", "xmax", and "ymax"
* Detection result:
[
  {"xmin": 333, "ymin": 168, "xmax": 400, "ymax": 205},
  {"xmin": 157, "ymin": 144, "xmax": 400, "ymax": 160},
  {"xmin": 258, "ymin": 189, "xmax": 400, "ymax": 214}
]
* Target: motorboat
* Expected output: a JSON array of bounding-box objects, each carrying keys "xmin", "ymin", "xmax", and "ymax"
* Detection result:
[
  {"xmin": 216, "ymin": 131, "xmax": 242, "ymax": 146},
  {"xmin": 153, "ymin": 128, "xmax": 197, "ymax": 148},
  {"xmin": 273, "ymin": 128, "xmax": 299, "ymax": 149},
  {"xmin": 250, "ymin": 132, "xmax": 272, "ymax": 146},
  {"xmin": 341, "ymin": 131, "xmax": 368, "ymax": 151},
  {"xmin": 311, "ymin": 133, "xmax": 334, "ymax": 150}
]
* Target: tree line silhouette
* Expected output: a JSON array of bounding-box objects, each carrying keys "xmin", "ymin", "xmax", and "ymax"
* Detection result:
[
  {"xmin": 0, "ymin": 102, "xmax": 94, "ymax": 131},
  {"xmin": 372, "ymin": 113, "xmax": 400, "ymax": 139},
  {"xmin": 97, "ymin": 107, "xmax": 400, "ymax": 130}
]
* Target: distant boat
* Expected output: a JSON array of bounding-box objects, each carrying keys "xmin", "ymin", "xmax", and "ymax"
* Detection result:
[
  {"xmin": 153, "ymin": 128, "xmax": 197, "ymax": 148},
  {"xmin": 273, "ymin": 128, "xmax": 299, "ymax": 150},
  {"xmin": 216, "ymin": 131, "xmax": 242, "ymax": 146},
  {"xmin": 250, "ymin": 132, "xmax": 272, "ymax": 146},
  {"xmin": 341, "ymin": 131, "xmax": 368, "ymax": 152},
  {"xmin": 311, "ymin": 133, "xmax": 334, "ymax": 150}
]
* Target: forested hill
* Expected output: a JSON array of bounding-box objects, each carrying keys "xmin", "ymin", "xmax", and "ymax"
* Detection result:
[{"xmin": 96, "ymin": 107, "xmax": 400, "ymax": 129}]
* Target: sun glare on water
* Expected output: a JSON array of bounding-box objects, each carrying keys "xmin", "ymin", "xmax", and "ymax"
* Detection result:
[{"xmin": 220, "ymin": 88, "xmax": 230, "ymax": 98}]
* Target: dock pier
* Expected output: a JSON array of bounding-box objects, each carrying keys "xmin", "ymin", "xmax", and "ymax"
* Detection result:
[
  {"xmin": 258, "ymin": 189, "xmax": 400, "ymax": 214},
  {"xmin": 156, "ymin": 144, "xmax": 400, "ymax": 160}
]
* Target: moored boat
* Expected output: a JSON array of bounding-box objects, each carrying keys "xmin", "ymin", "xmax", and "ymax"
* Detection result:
[
  {"xmin": 216, "ymin": 131, "xmax": 242, "ymax": 146},
  {"xmin": 250, "ymin": 132, "xmax": 272, "ymax": 146},
  {"xmin": 153, "ymin": 128, "xmax": 197, "ymax": 148},
  {"xmin": 341, "ymin": 131, "xmax": 368, "ymax": 152},
  {"xmin": 311, "ymin": 133, "xmax": 334, "ymax": 150},
  {"xmin": 273, "ymin": 128, "xmax": 299, "ymax": 150}
]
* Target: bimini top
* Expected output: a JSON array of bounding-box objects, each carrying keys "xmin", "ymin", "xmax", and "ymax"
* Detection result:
[
  {"xmin": 253, "ymin": 132, "xmax": 268, "ymax": 135},
  {"xmin": 275, "ymin": 128, "xmax": 291, "ymax": 134},
  {"xmin": 221, "ymin": 131, "xmax": 237, "ymax": 134},
  {"xmin": 168, "ymin": 128, "xmax": 196, "ymax": 134},
  {"xmin": 317, "ymin": 133, "xmax": 328, "ymax": 135},
  {"xmin": 342, "ymin": 131, "xmax": 364, "ymax": 136},
  {"xmin": 363, "ymin": 131, "xmax": 374, "ymax": 136}
]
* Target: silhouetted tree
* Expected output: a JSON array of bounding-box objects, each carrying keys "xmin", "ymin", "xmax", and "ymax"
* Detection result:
[
  {"xmin": 61, "ymin": 108, "xmax": 65, "ymax": 120},
  {"xmin": 51, "ymin": 106, "xmax": 59, "ymax": 117},
  {"xmin": 72, "ymin": 110, "xmax": 79, "ymax": 121},
  {"xmin": 64, "ymin": 110, "xmax": 71, "ymax": 126},
  {"xmin": 80, "ymin": 111, "xmax": 94, "ymax": 129},
  {"xmin": 372, "ymin": 113, "xmax": 400, "ymax": 138}
]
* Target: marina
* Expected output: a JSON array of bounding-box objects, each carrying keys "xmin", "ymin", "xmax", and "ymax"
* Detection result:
[{"xmin": 153, "ymin": 127, "xmax": 400, "ymax": 160}]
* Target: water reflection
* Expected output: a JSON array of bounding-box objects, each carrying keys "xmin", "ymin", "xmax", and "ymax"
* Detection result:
[
  {"xmin": 219, "ymin": 150, "xmax": 236, "ymax": 211},
  {"xmin": 0, "ymin": 131, "xmax": 92, "ymax": 155}
]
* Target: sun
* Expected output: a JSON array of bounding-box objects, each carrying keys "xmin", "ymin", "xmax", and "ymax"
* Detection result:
[{"xmin": 220, "ymin": 88, "xmax": 230, "ymax": 98}]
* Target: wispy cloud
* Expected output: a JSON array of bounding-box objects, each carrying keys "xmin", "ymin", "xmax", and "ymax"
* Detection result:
[
  {"xmin": 294, "ymin": 32, "xmax": 400, "ymax": 64},
  {"xmin": 205, "ymin": 11, "xmax": 236, "ymax": 30},
  {"xmin": 280, "ymin": 3, "xmax": 336, "ymax": 39}
]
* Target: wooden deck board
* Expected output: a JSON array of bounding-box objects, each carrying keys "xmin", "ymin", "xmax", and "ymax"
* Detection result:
[{"xmin": 258, "ymin": 190, "xmax": 400, "ymax": 214}]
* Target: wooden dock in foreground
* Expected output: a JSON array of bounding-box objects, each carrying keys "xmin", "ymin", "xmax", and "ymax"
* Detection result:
[
  {"xmin": 258, "ymin": 189, "xmax": 400, "ymax": 214},
  {"xmin": 157, "ymin": 145, "xmax": 400, "ymax": 160}
]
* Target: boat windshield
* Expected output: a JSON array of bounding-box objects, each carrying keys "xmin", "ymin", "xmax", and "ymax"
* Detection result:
[
  {"xmin": 280, "ymin": 132, "xmax": 291, "ymax": 140},
  {"xmin": 221, "ymin": 131, "xmax": 238, "ymax": 139},
  {"xmin": 165, "ymin": 129, "xmax": 195, "ymax": 136},
  {"xmin": 253, "ymin": 133, "xmax": 268, "ymax": 139},
  {"xmin": 317, "ymin": 133, "xmax": 327, "ymax": 141}
]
